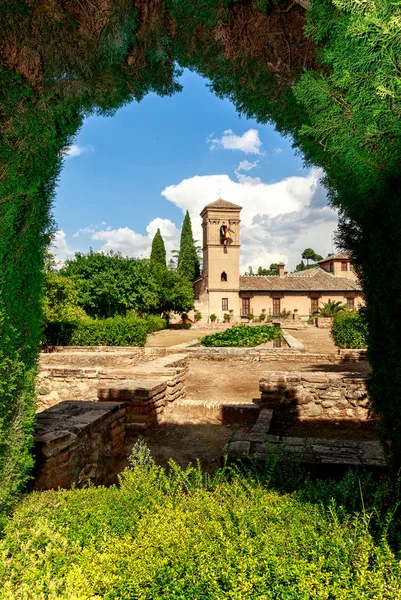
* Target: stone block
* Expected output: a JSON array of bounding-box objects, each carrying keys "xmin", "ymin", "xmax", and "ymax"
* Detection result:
[{"xmin": 304, "ymin": 403, "xmax": 323, "ymax": 417}]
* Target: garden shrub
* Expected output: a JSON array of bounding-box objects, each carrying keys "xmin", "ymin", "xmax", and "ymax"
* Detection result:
[
  {"xmin": 44, "ymin": 314, "xmax": 167, "ymax": 347},
  {"xmin": 0, "ymin": 458, "xmax": 400, "ymax": 599},
  {"xmin": 201, "ymin": 324, "xmax": 282, "ymax": 347},
  {"xmin": 331, "ymin": 311, "xmax": 368, "ymax": 349}
]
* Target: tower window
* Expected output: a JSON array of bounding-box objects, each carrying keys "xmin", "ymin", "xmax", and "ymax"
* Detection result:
[
  {"xmin": 222, "ymin": 298, "xmax": 228, "ymax": 311},
  {"xmin": 221, "ymin": 271, "xmax": 227, "ymax": 282}
]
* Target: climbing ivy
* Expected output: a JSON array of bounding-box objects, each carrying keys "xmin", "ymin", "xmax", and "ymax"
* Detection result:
[{"xmin": 1, "ymin": 0, "xmax": 401, "ymax": 515}]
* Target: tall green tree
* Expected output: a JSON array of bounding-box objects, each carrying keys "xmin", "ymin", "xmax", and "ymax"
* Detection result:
[
  {"xmin": 177, "ymin": 211, "xmax": 200, "ymax": 282},
  {"xmin": 61, "ymin": 252, "xmax": 160, "ymax": 318},
  {"xmin": 301, "ymin": 248, "xmax": 323, "ymax": 265},
  {"xmin": 150, "ymin": 229, "xmax": 167, "ymax": 270}
]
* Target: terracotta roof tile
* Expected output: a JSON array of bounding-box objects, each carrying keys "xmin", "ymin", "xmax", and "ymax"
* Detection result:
[
  {"xmin": 318, "ymin": 252, "xmax": 349, "ymax": 263},
  {"xmin": 239, "ymin": 268, "xmax": 361, "ymax": 292},
  {"xmin": 205, "ymin": 198, "xmax": 242, "ymax": 209}
]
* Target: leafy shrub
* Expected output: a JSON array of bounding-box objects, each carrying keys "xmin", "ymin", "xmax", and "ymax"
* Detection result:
[
  {"xmin": 1, "ymin": 458, "xmax": 400, "ymax": 598},
  {"xmin": 259, "ymin": 313, "xmax": 266, "ymax": 321},
  {"xmin": 223, "ymin": 313, "xmax": 231, "ymax": 321},
  {"xmin": 280, "ymin": 309, "xmax": 292, "ymax": 319},
  {"xmin": 194, "ymin": 311, "xmax": 202, "ymax": 322},
  {"xmin": 331, "ymin": 311, "xmax": 368, "ymax": 349},
  {"xmin": 246, "ymin": 312, "xmax": 254, "ymax": 320},
  {"xmin": 209, "ymin": 314, "xmax": 217, "ymax": 322},
  {"xmin": 44, "ymin": 314, "xmax": 167, "ymax": 347},
  {"xmin": 200, "ymin": 324, "xmax": 282, "ymax": 347}
]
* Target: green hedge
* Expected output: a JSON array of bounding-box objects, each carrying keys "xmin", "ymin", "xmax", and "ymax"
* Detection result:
[
  {"xmin": 44, "ymin": 315, "xmax": 167, "ymax": 347},
  {"xmin": 331, "ymin": 311, "xmax": 368, "ymax": 349},
  {"xmin": 1, "ymin": 456, "xmax": 400, "ymax": 598},
  {"xmin": 200, "ymin": 324, "xmax": 282, "ymax": 347}
]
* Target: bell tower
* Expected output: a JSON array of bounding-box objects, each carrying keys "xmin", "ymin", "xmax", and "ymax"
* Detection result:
[{"xmin": 199, "ymin": 198, "xmax": 242, "ymax": 320}]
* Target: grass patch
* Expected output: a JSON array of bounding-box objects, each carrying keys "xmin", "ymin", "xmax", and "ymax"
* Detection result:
[
  {"xmin": 200, "ymin": 324, "xmax": 282, "ymax": 347},
  {"xmin": 1, "ymin": 447, "xmax": 401, "ymax": 599}
]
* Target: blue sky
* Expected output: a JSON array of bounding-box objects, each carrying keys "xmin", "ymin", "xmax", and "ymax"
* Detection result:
[{"xmin": 52, "ymin": 69, "xmax": 338, "ymax": 271}]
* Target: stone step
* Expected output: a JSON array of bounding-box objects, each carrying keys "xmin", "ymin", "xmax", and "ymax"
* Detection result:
[{"xmin": 162, "ymin": 398, "xmax": 259, "ymax": 425}]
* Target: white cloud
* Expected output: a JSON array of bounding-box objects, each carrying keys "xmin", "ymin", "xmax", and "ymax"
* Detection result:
[
  {"xmin": 72, "ymin": 221, "xmax": 108, "ymax": 237},
  {"xmin": 49, "ymin": 230, "xmax": 76, "ymax": 265},
  {"xmin": 92, "ymin": 218, "xmax": 181, "ymax": 259},
  {"xmin": 234, "ymin": 160, "xmax": 261, "ymax": 185},
  {"xmin": 63, "ymin": 144, "xmax": 94, "ymax": 159},
  {"xmin": 274, "ymin": 147, "xmax": 283, "ymax": 154},
  {"xmin": 208, "ymin": 128, "xmax": 263, "ymax": 155},
  {"xmin": 161, "ymin": 168, "xmax": 338, "ymax": 272}
]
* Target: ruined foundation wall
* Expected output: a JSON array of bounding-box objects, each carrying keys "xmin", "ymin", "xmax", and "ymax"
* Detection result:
[{"xmin": 260, "ymin": 371, "xmax": 370, "ymax": 419}]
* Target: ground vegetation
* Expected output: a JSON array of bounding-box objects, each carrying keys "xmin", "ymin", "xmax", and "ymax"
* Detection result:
[
  {"xmin": 200, "ymin": 324, "xmax": 282, "ymax": 347},
  {"xmin": 1, "ymin": 450, "xmax": 400, "ymax": 599}
]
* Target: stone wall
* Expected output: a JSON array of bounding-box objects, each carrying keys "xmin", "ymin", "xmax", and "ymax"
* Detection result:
[
  {"xmin": 98, "ymin": 371, "xmax": 186, "ymax": 436},
  {"xmin": 37, "ymin": 353, "xmax": 188, "ymax": 411},
  {"xmin": 33, "ymin": 401, "xmax": 126, "ymax": 490},
  {"xmin": 315, "ymin": 317, "xmax": 333, "ymax": 329},
  {"xmin": 260, "ymin": 371, "xmax": 369, "ymax": 419}
]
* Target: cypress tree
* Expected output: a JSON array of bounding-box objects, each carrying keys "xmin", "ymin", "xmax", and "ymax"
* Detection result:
[
  {"xmin": 150, "ymin": 228, "xmax": 167, "ymax": 269},
  {"xmin": 177, "ymin": 211, "xmax": 200, "ymax": 282}
]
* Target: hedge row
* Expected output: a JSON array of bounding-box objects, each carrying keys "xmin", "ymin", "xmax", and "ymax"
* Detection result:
[
  {"xmin": 44, "ymin": 314, "xmax": 167, "ymax": 347},
  {"xmin": 331, "ymin": 311, "xmax": 368, "ymax": 349}
]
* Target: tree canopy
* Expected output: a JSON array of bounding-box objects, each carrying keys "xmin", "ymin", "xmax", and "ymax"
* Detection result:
[
  {"xmin": 150, "ymin": 229, "xmax": 167, "ymax": 270},
  {"xmin": 177, "ymin": 211, "xmax": 200, "ymax": 282}
]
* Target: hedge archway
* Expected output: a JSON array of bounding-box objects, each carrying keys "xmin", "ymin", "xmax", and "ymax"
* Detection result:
[{"xmin": 1, "ymin": 0, "xmax": 401, "ymax": 513}]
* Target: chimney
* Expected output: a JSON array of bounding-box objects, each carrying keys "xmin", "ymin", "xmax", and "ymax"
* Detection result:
[{"xmin": 278, "ymin": 263, "xmax": 285, "ymax": 278}]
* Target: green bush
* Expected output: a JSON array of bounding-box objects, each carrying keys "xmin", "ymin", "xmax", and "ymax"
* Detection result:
[
  {"xmin": 201, "ymin": 324, "xmax": 282, "ymax": 347},
  {"xmin": 44, "ymin": 314, "xmax": 167, "ymax": 347},
  {"xmin": 331, "ymin": 311, "xmax": 368, "ymax": 349},
  {"xmin": 0, "ymin": 457, "xmax": 400, "ymax": 599}
]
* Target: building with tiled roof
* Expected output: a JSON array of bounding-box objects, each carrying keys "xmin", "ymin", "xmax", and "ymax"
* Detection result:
[{"xmin": 194, "ymin": 200, "xmax": 364, "ymax": 321}]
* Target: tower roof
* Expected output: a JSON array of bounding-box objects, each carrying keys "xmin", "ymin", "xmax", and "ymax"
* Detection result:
[{"xmin": 205, "ymin": 198, "xmax": 242, "ymax": 210}]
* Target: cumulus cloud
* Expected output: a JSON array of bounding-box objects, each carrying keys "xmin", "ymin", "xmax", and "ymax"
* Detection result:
[
  {"xmin": 208, "ymin": 129, "xmax": 263, "ymax": 155},
  {"xmin": 92, "ymin": 218, "xmax": 181, "ymax": 260},
  {"xmin": 63, "ymin": 144, "xmax": 94, "ymax": 159},
  {"xmin": 49, "ymin": 230, "xmax": 76, "ymax": 265},
  {"xmin": 161, "ymin": 168, "xmax": 338, "ymax": 272}
]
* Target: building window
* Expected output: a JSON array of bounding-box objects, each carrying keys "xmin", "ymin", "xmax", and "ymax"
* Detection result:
[
  {"xmin": 222, "ymin": 298, "xmax": 228, "ymax": 311},
  {"xmin": 341, "ymin": 262, "xmax": 348, "ymax": 271},
  {"xmin": 347, "ymin": 297, "xmax": 355, "ymax": 310},
  {"xmin": 272, "ymin": 297, "xmax": 281, "ymax": 316},
  {"xmin": 242, "ymin": 298, "xmax": 250, "ymax": 316},
  {"xmin": 330, "ymin": 262, "xmax": 334, "ymax": 273},
  {"xmin": 221, "ymin": 271, "xmax": 227, "ymax": 282},
  {"xmin": 311, "ymin": 298, "xmax": 319, "ymax": 314}
]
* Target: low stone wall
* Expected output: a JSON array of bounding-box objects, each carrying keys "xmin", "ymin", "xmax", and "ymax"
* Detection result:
[
  {"xmin": 33, "ymin": 401, "xmax": 126, "ymax": 490},
  {"xmin": 37, "ymin": 353, "xmax": 188, "ymax": 411},
  {"xmin": 260, "ymin": 371, "xmax": 369, "ymax": 419},
  {"xmin": 178, "ymin": 347, "xmax": 339, "ymax": 363},
  {"xmin": 315, "ymin": 317, "xmax": 332, "ymax": 329},
  {"xmin": 98, "ymin": 375, "xmax": 186, "ymax": 436},
  {"xmin": 338, "ymin": 348, "xmax": 368, "ymax": 361}
]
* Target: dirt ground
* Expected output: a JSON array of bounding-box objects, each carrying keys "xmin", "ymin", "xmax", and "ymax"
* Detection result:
[
  {"xmin": 145, "ymin": 328, "xmax": 208, "ymax": 347},
  {"xmin": 146, "ymin": 325, "xmax": 341, "ymax": 354},
  {"xmin": 285, "ymin": 327, "xmax": 338, "ymax": 354},
  {"xmin": 142, "ymin": 421, "xmax": 247, "ymax": 472},
  {"xmin": 138, "ymin": 327, "xmax": 371, "ymax": 470}
]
